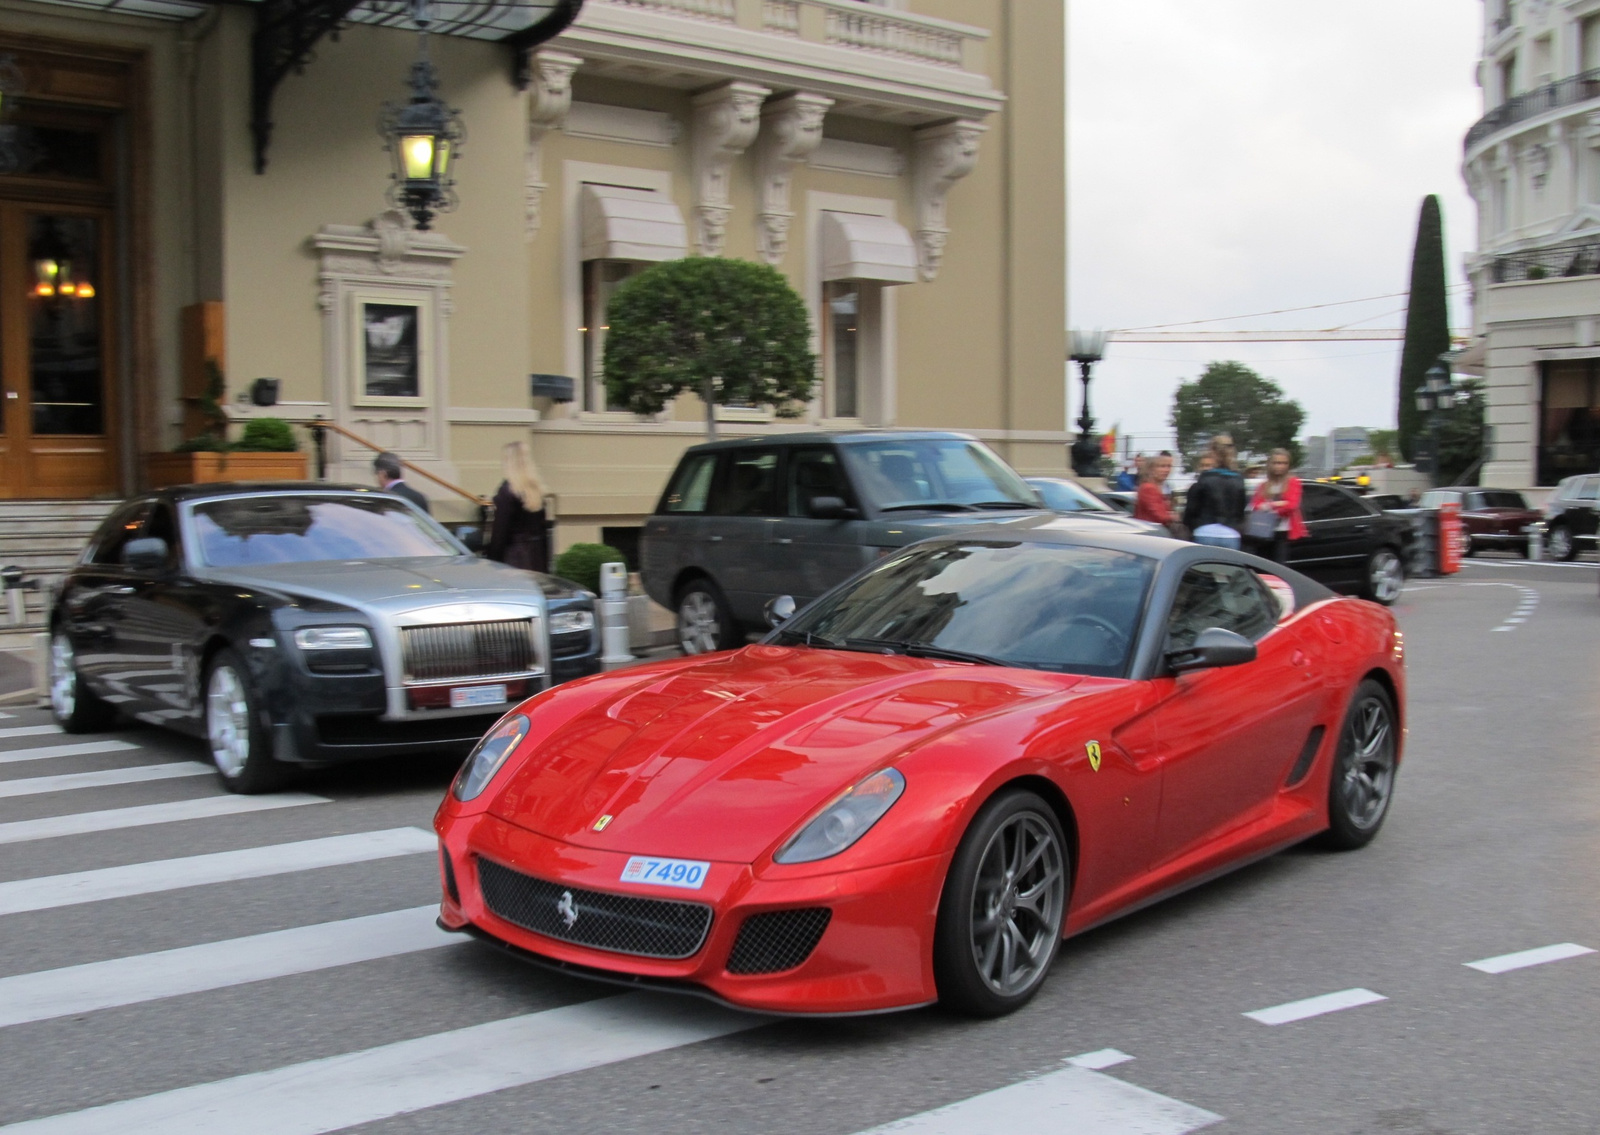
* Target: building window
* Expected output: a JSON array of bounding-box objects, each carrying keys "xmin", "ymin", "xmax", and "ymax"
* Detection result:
[
  {"xmin": 824, "ymin": 281, "xmax": 861, "ymax": 418},
  {"xmin": 1585, "ymin": 15, "xmax": 1600, "ymax": 74},
  {"xmin": 1531, "ymin": 35, "xmax": 1553, "ymax": 87},
  {"xmin": 1540, "ymin": 360, "xmax": 1600, "ymax": 485},
  {"xmin": 581, "ymin": 259, "xmax": 641, "ymax": 412},
  {"xmin": 1499, "ymin": 53, "xmax": 1517, "ymax": 104}
]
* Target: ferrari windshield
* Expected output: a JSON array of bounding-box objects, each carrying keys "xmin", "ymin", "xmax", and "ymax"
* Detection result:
[
  {"xmin": 776, "ymin": 541, "xmax": 1153, "ymax": 677},
  {"xmin": 841, "ymin": 438, "xmax": 1039, "ymax": 511},
  {"xmin": 190, "ymin": 495, "xmax": 459, "ymax": 567}
]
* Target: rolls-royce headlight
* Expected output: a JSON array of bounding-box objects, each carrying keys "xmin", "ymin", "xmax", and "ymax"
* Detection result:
[
  {"xmin": 775, "ymin": 768, "xmax": 906, "ymax": 864},
  {"xmin": 293, "ymin": 626, "xmax": 373, "ymax": 650},
  {"xmin": 549, "ymin": 610, "xmax": 595, "ymax": 635},
  {"xmin": 453, "ymin": 714, "xmax": 531, "ymax": 801}
]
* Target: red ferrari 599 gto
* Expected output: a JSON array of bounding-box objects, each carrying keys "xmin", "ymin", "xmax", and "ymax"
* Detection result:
[{"xmin": 435, "ymin": 519, "xmax": 1404, "ymax": 1017}]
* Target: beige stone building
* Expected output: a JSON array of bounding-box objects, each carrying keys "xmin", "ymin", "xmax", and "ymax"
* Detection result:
[{"xmin": 0, "ymin": 0, "xmax": 1066, "ymax": 556}]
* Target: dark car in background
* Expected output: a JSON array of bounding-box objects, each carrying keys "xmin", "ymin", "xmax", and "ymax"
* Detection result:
[
  {"xmin": 49, "ymin": 484, "xmax": 600, "ymax": 792},
  {"xmin": 1540, "ymin": 474, "xmax": 1599, "ymax": 561},
  {"xmin": 642, "ymin": 432, "xmax": 1060, "ymax": 652},
  {"xmin": 1286, "ymin": 481, "xmax": 1411, "ymax": 605},
  {"xmin": 1419, "ymin": 487, "xmax": 1541, "ymax": 557}
]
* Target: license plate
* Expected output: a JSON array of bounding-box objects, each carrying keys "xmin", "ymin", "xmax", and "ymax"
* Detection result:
[
  {"xmin": 450, "ymin": 684, "xmax": 507, "ymax": 709},
  {"xmin": 620, "ymin": 855, "xmax": 710, "ymax": 890}
]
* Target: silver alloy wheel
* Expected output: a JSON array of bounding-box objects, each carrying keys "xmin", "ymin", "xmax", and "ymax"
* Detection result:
[
  {"xmin": 49, "ymin": 634, "xmax": 76, "ymax": 720},
  {"xmin": 677, "ymin": 591, "xmax": 720, "ymax": 655},
  {"xmin": 1339, "ymin": 694, "xmax": 1396, "ymax": 831},
  {"xmin": 1547, "ymin": 525, "xmax": 1572, "ymax": 560},
  {"xmin": 1369, "ymin": 550, "xmax": 1403, "ymax": 603},
  {"xmin": 206, "ymin": 664, "xmax": 253, "ymax": 779},
  {"xmin": 968, "ymin": 812, "xmax": 1066, "ymax": 998}
]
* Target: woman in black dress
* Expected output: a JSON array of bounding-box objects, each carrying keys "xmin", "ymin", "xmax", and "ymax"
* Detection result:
[{"xmin": 486, "ymin": 440, "xmax": 550, "ymax": 573}]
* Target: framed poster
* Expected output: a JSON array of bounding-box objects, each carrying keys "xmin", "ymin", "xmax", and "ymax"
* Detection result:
[{"xmin": 360, "ymin": 300, "xmax": 421, "ymax": 399}]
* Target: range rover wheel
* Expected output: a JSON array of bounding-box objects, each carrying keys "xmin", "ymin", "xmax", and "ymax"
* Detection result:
[
  {"xmin": 676, "ymin": 581, "xmax": 739, "ymax": 655},
  {"xmin": 1323, "ymin": 679, "xmax": 1398, "ymax": 850},
  {"xmin": 205, "ymin": 649, "xmax": 286, "ymax": 794},
  {"xmin": 1361, "ymin": 548, "xmax": 1404, "ymax": 605},
  {"xmin": 1547, "ymin": 523, "xmax": 1576, "ymax": 561},
  {"xmin": 48, "ymin": 632, "xmax": 116, "ymax": 734}
]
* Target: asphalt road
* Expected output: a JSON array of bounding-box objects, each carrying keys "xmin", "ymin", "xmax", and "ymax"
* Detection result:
[{"xmin": 0, "ymin": 563, "xmax": 1595, "ymax": 1134}]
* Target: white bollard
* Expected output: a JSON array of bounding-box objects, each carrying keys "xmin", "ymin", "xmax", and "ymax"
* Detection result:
[
  {"xmin": 1527, "ymin": 522, "xmax": 1544, "ymax": 562},
  {"xmin": 598, "ymin": 562, "xmax": 635, "ymax": 666}
]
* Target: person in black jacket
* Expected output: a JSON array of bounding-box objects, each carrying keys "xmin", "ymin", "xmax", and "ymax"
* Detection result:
[
  {"xmin": 486, "ymin": 440, "xmax": 550, "ymax": 573},
  {"xmin": 1181, "ymin": 434, "xmax": 1246, "ymax": 548},
  {"xmin": 373, "ymin": 452, "xmax": 430, "ymax": 515}
]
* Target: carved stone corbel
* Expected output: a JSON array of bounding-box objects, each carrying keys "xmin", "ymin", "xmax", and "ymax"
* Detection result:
[
  {"xmin": 755, "ymin": 92, "xmax": 832, "ymax": 265},
  {"xmin": 692, "ymin": 81, "xmax": 770, "ymax": 256},
  {"xmin": 524, "ymin": 50, "xmax": 582, "ymax": 240},
  {"xmin": 913, "ymin": 119, "xmax": 986, "ymax": 281}
]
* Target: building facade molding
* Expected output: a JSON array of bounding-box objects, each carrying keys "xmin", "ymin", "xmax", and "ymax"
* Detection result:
[
  {"xmin": 691, "ymin": 80, "xmax": 770, "ymax": 256},
  {"xmin": 809, "ymin": 137, "xmax": 905, "ymax": 178},
  {"xmin": 562, "ymin": 100, "xmax": 681, "ymax": 147},
  {"xmin": 911, "ymin": 118, "xmax": 985, "ymax": 281},
  {"xmin": 524, "ymin": 49, "xmax": 583, "ymax": 240},
  {"xmin": 754, "ymin": 91, "xmax": 833, "ymax": 265}
]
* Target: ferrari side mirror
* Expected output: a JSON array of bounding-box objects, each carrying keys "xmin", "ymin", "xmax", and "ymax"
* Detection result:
[
  {"xmin": 1165, "ymin": 627, "xmax": 1257, "ymax": 673},
  {"xmin": 764, "ymin": 594, "xmax": 797, "ymax": 628}
]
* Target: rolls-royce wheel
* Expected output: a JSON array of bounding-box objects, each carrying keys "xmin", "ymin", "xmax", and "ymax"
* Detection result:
[
  {"xmin": 676, "ymin": 580, "xmax": 739, "ymax": 655},
  {"xmin": 934, "ymin": 789, "xmax": 1068, "ymax": 1017},
  {"xmin": 1547, "ymin": 523, "xmax": 1576, "ymax": 562},
  {"xmin": 204, "ymin": 649, "xmax": 285, "ymax": 794},
  {"xmin": 1361, "ymin": 548, "xmax": 1404, "ymax": 605},
  {"xmin": 48, "ymin": 631, "xmax": 116, "ymax": 734},
  {"xmin": 1323, "ymin": 679, "xmax": 1398, "ymax": 850}
]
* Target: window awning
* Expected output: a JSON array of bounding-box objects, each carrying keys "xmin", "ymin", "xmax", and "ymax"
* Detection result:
[
  {"xmin": 20, "ymin": 0, "xmax": 564, "ymax": 38},
  {"xmin": 820, "ymin": 211, "xmax": 918, "ymax": 284},
  {"xmin": 580, "ymin": 184, "xmax": 688, "ymax": 262}
]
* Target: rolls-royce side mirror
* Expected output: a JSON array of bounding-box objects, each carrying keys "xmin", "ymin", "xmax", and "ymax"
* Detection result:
[
  {"xmin": 121, "ymin": 537, "xmax": 170, "ymax": 573},
  {"xmin": 1165, "ymin": 627, "xmax": 1257, "ymax": 673},
  {"xmin": 764, "ymin": 594, "xmax": 797, "ymax": 628},
  {"xmin": 808, "ymin": 496, "xmax": 859, "ymax": 520}
]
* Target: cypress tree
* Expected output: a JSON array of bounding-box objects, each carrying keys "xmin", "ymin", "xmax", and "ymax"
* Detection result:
[{"xmin": 1397, "ymin": 195, "xmax": 1451, "ymax": 462}]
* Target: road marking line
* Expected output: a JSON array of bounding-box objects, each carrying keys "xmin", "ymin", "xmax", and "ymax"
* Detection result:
[
  {"xmin": 0, "ymin": 993, "xmax": 760, "ymax": 1135},
  {"xmin": 1243, "ymin": 988, "xmax": 1386, "ymax": 1025},
  {"xmin": 0, "ymin": 793, "xmax": 328, "ymax": 846},
  {"xmin": 0, "ymin": 725, "xmax": 64, "ymax": 740},
  {"xmin": 1066, "ymin": 1048, "xmax": 1135, "ymax": 1070},
  {"xmin": 852, "ymin": 1066, "xmax": 1221, "ymax": 1134},
  {"xmin": 0, "ymin": 762, "xmax": 211, "ymax": 799},
  {"xmin": 1505, "ymin": 617, "xmax": 1526, "ymax": 624},
  {"xmin": 1492, "ymin": 626, "xmax": 1513, "ymax": 632},
  {"xmin": 1465, "ymin": 943, "xmax": 1596, "ymax": 974},
  {"xmin": 0, "ymin": 712, "xmax": 14, "ymax": 719},
  {"xmin": 0, "ymin": 828, "xmax": 437, "ymax": 917},
  {"xmin": 0, "ymin": 740, "xmax": 140, "ymax": 766},
  {"xmin": 0, "ymin": 906, "xmax": 460, "ymax": 1029}
]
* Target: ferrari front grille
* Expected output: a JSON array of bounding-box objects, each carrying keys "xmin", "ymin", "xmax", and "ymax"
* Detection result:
[
  {"xmin": 400, "ymin": 619, "xmax": 539, "ymax": 684},
  {"xmin": 726, "ymin": 908, "xmax": 832, "ymax": 975},
  {"xmin": 476, "ymin": 858, "xmax": 712, "ymax": 960}
]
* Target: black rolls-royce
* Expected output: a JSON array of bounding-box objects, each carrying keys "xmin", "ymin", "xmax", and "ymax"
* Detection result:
[{"xmin": 48, "ymin": 484, "xmax": 601, "ymax": 792}]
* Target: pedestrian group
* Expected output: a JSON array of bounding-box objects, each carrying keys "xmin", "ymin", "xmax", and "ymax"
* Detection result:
[{"xmin": 1134, "ymin": 433, "xmax": 1305, "ymax": 564}]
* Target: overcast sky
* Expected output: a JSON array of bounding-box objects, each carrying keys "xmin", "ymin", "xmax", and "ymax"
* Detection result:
[{"xmin": 1068, "ymin": 1, "xmax": 1483, "ymax": 453}]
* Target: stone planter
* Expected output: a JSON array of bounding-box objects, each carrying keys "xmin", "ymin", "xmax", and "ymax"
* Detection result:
[{"xmin": 144, "ymin": 451, "xmax": 308, "ymax": 488}]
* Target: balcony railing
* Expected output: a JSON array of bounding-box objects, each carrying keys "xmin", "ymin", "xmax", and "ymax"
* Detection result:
[
  {"xmin": 1486, "ymin": 240, "xmax": 1600, "ymax": 283},
  {"xmin": 1466, "ymin": 68, "xmax": 1600, "ymax": 150}
]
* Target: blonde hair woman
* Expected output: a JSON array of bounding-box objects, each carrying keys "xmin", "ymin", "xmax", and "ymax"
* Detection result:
[
  {"xmin": 487, "ymin": 440, "xmax": 551, "ymax": 572},
  {"xmin": 1244, "ymin": 447, "xmax": 1306, "ymax": 564},
  {"xmin": 1181, "ymin": 433, "xmax": 1247, "ymax": 548}
]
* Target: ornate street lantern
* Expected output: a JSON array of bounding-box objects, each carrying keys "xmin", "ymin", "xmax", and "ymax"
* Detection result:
[
  {"xmin": 377, "ymin": 0, "xmax": 466, "ymax": 231},
  {"xmin": 1068, "ymin": 328, "xmax": 1109, "ymax": 478}
]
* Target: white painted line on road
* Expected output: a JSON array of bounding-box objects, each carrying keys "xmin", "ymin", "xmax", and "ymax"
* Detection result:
[
  {"xmin": 0, "ymin": 827, "xmax": 437, "ymax": 916},
  {"xmin": 0, "ymin": 712, "xmax": 14, "ymax": 719},
  {"xmin": 0, "ymin": 993, "xmax": 761, "ymax": 1135},
  {"xmin": 0, "ymin": 740, "xmax": 140, "ymax": 766},
  {"xmin": 1492, "ymin": 626, "xmax": 1513, "ymax": 632},
  {"xmin": 1065, "ymin": 1048, "xmax": 1135, "ymax": 1070},
  {"xmin": 0, "ymin": 905, "xmax": 461, "ymax": 1029},
  {"xmin": 0, "ymin": 724, "xmax": 63, "ymax": 740},
  {"xmin": 1243, "ymin": 988, "xmax": 1387, "ymax": 1025},
  {"xmin": 1465, "ymin": 942, "xmax": 1596, "ymax": 974},
  {"xmin": 0, "ymin": 793, "xmax": 328, "ymax": 846},
  {"xmin": 0, "ymin": 762, "xmax": 211, "ymax": 799},
  {"xmin": 852, "ymin": 1066, "xmax": 1221, "ymax": 1134}
]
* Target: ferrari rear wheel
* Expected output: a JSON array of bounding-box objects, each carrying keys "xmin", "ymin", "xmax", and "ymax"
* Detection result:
[
  {"xmin": 934, "ymin": 789, "xmax": 1068, "ymax": 1017},
  {"xmin": 205, "ymin": 649, "xmax": 286, "ymax": 794},
  {"xmin": 1323, "ymin": 679, "xmax": 1397, "ymax": 850}
]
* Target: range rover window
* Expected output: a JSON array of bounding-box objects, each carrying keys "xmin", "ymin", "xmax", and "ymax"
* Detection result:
[
  {"xmin": 709, "ymin": 449, "xmax": 780, "ymax": 516},
  {"xmin": 191, "ymin": 495, "xmax": 459, "ymax": 567},
  {"xmin": 662, "ymin": 453, "xmax": 717, "ymax": 514},
  {"xmin": 841, "ymin": 438, "xmax": 1036, "ymax": 511}
]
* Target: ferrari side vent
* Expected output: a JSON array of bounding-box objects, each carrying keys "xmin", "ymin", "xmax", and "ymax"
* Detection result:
[
  {"xmin": 440, "ymin": 849, "xmax": 460, "ymax": 905},
  {"xmin": 477, "ymin": 858, "xmax": 712, "ymax": 960},
  {"xmin": 726, "ymin": 908, "xmax": 832, "ymax": 975},
  {"xmin": 1285, "ymin": 725, "xmax": 1327, "ymax": 787}
]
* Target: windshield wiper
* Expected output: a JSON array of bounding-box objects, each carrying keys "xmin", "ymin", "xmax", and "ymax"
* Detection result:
[
  {"xmin": 970, "ymin": 500, "xmax": 1037, "ymax": 510},
  {"xmin": 878, "ymin": 502, "xmax": 980, "ymax": 513},
  {"xmin": 848, "ymin": 638, "xmax": 1004, "ymax": 666}
]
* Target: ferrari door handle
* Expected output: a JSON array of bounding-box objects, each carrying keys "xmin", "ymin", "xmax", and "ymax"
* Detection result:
[
  {"xmin": 775, "ymin": 537, "xmax": 793, "ymax": 545},
  {"xmin": 708, "ymin": 535, "xmax": 723, "ymax": 542},
  {"xmin": 108, "ymin": 586, "xmax": 136, "ymax": 595}
]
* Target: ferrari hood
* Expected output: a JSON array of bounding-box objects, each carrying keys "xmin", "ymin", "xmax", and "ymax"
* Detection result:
[{"xmin": 488, "ymin": 645, "xmax": 1081, "ymax": 862}]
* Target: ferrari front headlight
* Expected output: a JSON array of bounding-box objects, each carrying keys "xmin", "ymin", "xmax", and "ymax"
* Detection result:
[
  {"xmin": 452, "ymin": 713, "xmax": 531, "ymax": 801},
  {"xmin": 774, "ymin": 768, "xmax": 906, "ymax": 864}
]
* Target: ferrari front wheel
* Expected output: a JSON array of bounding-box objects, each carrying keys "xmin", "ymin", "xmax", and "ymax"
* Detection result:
[{"xmin": 934, "ymin": 789, "xmax": 1068, "ymax": 1017}]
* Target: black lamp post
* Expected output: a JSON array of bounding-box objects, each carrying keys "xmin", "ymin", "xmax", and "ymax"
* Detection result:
[
  {"xmin": 1415, "ymin": 359, "xmax": 1457, "ymax": 485},
  {"xmin": 1068, "ymin": 328, "xmax": 1107, "ymax": 478},
  {"xmin": 378, "ymin": 0, "xmax": 466, "ymax": 232}
]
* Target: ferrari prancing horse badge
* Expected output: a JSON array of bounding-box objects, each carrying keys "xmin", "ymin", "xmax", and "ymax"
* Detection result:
[{"xmin": 1086, "ymin": 740, "xmax": 1102, "ymax": 772}]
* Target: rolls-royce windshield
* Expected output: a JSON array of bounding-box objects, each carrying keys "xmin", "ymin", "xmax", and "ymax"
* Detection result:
[{"xmin": 191, "ymin": 496, "xmax": 458, "ymax": 567}]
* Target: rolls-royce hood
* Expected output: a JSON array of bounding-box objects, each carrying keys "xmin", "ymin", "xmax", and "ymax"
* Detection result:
[
  {"xmin": 205, "ymin": 557, "xmax": 554, "ymax": 613},
  {"xmin": 488, "ymin": 645, "xmax": 1083, "ymax": 863}
]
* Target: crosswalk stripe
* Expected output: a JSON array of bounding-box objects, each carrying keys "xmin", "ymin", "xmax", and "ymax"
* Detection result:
[
  {"xmin": 0, "ymin": 762, "xmax": 212, "ymax": 799},
  {"xmin": 0, "ymin": 793, "xmax": 328, "ymax": 846},
  {"xmin": 0, "ymin": 740, "xmax": 140, "ymax": 766},
  {"xmin": 0, "ymin": 992, "xmax": 760, "ymax": 1135},
  {"xmin": 0, "ymin": 906, "xmax": 460, "ymax": 1029},
  {"xmin": 1465, "ymin": 942, "xmax": 1596, "ymax": 974},
  {"xmin": 0, "ymin": 827, "xmax": 438, "ymax": 917},
  {"xmin": 1243, "ymin": 988, "xmax": 1387, "ymax": 1025},
  {"xmin": 0, "ymin": 724, "xmax": 64, "ymax": 740},
  {"xmin": 851, "ymin": 1067, "xmax": 1222, "ymax": 1133}
]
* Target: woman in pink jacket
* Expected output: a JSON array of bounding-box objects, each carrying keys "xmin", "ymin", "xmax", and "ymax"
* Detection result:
[{"xmin": 1245, "ymin": 448, "xmax": 1307, "ymax": 565}]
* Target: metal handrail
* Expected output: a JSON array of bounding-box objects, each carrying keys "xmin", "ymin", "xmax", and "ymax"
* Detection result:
[
  {"xmin": 1466, "ymin": 68, "xmax": 1600, "ymax": 150},
  {"xmin": 308, "ymin": 416, "xmax": 490, "ymax": 507}
]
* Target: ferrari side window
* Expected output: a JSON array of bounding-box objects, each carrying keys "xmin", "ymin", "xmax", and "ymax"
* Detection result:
[{"xmin": 1165, "ymin": 563, "xmax": 1279, "ymax": 653}]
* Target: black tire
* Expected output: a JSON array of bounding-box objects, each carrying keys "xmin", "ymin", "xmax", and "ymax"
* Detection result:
[
  {"xmin": 934, "ymin": 789, "xmax": 1069, "ymax": 1017},
  {"xmin": 203, "ymin": 648, "xmax": 287, "ymax": 794},
  {"xmin": 675, "ymin": 579, "xmax": 740, "ymax": 655},
  {"xmin": 47, "ymin": 630, "xmax": 117, "ymax": 734},
  {"xmin": 1548, "ymin": 522, "xmax": 1577, "ymax": 561},
  {"xmin": 1360, "ymin": 547, "xmax": 1404, "ymax": 605},
  {"xmin": 1323, "ymin": 679, "xmax": 1398, "ymax": 851}
]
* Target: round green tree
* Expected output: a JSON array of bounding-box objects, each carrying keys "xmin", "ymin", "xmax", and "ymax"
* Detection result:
[{"xmin": 603, "ymin": 257, "xmax": 816, "ymax": 438}]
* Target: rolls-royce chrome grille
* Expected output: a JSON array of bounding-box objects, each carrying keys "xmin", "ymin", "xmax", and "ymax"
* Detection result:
[{"xmin": 400, "ymin": 619, "xmax": 539, "ymax": 684}]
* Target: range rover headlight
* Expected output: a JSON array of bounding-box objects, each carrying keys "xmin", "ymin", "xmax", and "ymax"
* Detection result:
[
  {"xmin": 775, "ymin": 768, "xmax": 906, "ymax": 864},
  {"xmin": 293, "ymin": 626, "xmax": 373, "ymax": 650},
  {"xmin": 453, "ymin": 713, "xmax": 531, "ymax": 801},
  {"xmin": 549, "ymin": 610, "xmax": 595, "ymax": 635}
]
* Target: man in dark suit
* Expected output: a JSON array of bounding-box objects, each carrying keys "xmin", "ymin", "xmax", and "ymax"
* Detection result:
[{"xmin": 373, "ymin": 451, "xmax": 431, "ymax": 515}]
